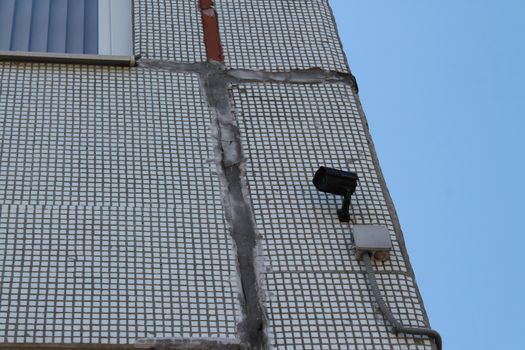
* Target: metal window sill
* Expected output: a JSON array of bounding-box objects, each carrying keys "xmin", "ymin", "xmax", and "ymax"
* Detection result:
[{"xmin": 0, "ymin": 51, "xmax": 137, "ymax": 67}]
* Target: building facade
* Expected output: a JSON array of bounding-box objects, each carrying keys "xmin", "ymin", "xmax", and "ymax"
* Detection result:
[{"xmin": 0, "ymin": 0, "xmax": 436, "ymax": 349}]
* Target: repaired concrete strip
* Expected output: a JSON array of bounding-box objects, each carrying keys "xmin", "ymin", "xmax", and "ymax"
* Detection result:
[
  {"xmin": 227, "ymin": 68, "xmax": 358, "ymax": 92},
  {"xmin": 135, "ymin": 337, "xmax": 244, "ymax": 350},
  {"xmin": 202, "ymin": 65, "xmax": 268, "ymax": 350},
  {"xmin": 0, "ymin": 339, "xmax": 242, "ymax": 350},
  {"xmin": 139, "ymin": 59, "xmax": 358, "ymax": 91}
]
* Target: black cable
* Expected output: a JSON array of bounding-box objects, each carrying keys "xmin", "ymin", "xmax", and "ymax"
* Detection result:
[{"xmin": 362, "ymin": 253, "xmax": 443, "ymax": 350}]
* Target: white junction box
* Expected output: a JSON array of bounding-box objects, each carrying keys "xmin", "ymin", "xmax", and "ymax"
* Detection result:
[{"xmin": 352, "ymin": 225, "xmax": 392, "ymax": 261}]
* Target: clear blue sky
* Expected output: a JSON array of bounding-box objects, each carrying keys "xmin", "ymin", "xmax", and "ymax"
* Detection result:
[{"xmin": 329, "ymin": 1, "xmax": 525, "ymax": 349}]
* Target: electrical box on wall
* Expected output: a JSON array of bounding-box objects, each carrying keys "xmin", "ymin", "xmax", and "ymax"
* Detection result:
[{"xmin": 352, "ymin": 225, "xmax": 392, "ymax": 261}]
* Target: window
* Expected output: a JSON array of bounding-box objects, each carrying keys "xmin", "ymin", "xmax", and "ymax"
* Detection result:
[{"xmin": 0, "ymin": 0, "xmax": 132, "ymax": 56}]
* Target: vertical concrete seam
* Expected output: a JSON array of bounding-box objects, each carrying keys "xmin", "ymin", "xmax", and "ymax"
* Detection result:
[{"xmin": 201, "ymin": 65, "xmax": 268, "ymax": 350}]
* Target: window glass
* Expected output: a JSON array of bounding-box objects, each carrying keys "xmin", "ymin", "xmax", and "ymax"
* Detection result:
[{"xmin": 0, "ymin": 0, "xmax": 131, "ymax": 55}]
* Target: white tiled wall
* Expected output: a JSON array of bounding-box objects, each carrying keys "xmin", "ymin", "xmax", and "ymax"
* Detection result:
[{"xmin": 0, "ymin": 63, "xmax": 239, "ymax": 344}]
